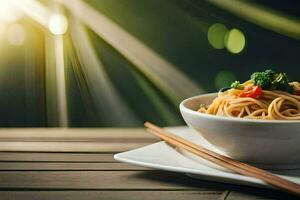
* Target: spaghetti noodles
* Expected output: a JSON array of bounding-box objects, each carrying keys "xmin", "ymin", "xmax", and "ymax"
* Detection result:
[{"xmin": 198, "ymin": 70, "xmax": 300, "ymax": 120}]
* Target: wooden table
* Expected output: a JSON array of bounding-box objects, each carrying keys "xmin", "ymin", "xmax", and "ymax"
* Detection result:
[{"xmin": 0, "ymin": 128, "xmax": 297, "ymax": 200}]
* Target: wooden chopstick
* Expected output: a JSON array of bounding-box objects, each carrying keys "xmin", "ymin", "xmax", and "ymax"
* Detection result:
[
  {"xmin": 144, "ymin": 122, "xmax": 300, "ymax": 196},
  {"xmin": 145, "ymin": 122, "xmax": 289, "ymax": 185}
]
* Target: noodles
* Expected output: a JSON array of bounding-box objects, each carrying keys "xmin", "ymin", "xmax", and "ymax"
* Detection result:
[{"xmin": 198, "ymin": 81, "xmax": 300, "ymax": 120}]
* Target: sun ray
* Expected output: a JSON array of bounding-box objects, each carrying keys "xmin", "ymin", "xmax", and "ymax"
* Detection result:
[
  {"xmin": 57, "ymin": 0, "xmax": 204, "ymax": 104},
  {"xmin": 69, "ymin": 16, "xmax": 140, "ymax": 126},
  {"xmin": 10, "ymin": 0, "xmax": 69, "ymax": 126},
  {"xmin": 9, "ymin": 0, "xmax": 51, "ymax": 28},
  {"xmin": 53, "ymin": 35, "xmax": 68, "ymax": 126}
]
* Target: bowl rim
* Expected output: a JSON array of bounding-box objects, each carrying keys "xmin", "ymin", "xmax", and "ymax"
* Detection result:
[{"xmin": 180, "ymin": 93, "xmax": 300, "ymax": 124}]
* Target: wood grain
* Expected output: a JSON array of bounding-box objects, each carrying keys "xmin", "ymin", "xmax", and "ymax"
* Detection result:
[
  {"xmin": 0, "ymin": 128, "xmax": 158, "ymax": 152},
  {"xmin": 0, "ymin": 128, "xmax": 294, "ymax": 200},
  {"xmin": 225, "ymin": 192, "xmax": 272, "ymax": 200},
  {"xmin": 225, "ymin": 191, "xmax": 299, "ymax": 200},
  {"xmin": 0, "ymin": 152, "xmax": 115, "ymax": 162},
  {"xmin": 0, "ymin": 162, "xmax": 149, "ymax": 171},
  {"xmin": 0, "ymin": 128, "xmax": 156, "ymax": 139},
  {"xmin": 0, "ymin": 142, "xmax": 151, "ymax": 152},
  {"xmin": 0, "ymin": 171, "xmax": 215, "ymax": 190},
  {"xmin": 0, "ymin": 191, "xmax": 223, "ymax": 200}
]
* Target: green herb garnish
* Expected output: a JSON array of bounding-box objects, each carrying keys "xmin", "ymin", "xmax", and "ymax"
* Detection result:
[
  {"xmin": 231, "ymin": 81, "xmax": 244, "ymax": 90},
  {"xmin": 250, "ymin": 69, "xmax": 275, "ymax": 89},
  {"xmin": 250, "ymin": 69, "xmax": 293, "ymax": 92}
]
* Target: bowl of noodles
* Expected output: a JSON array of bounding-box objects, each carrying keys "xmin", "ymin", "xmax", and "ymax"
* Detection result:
[{"xmin": 180, "ymin": 70, "xmax": 300, "ymax": 170}]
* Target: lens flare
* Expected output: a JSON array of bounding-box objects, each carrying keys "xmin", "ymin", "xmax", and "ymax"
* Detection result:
[
  {"xmin": 7, "ymin": 24, "xmax": 25, "ymax": 46},
  {"xmin": 224, "ymin": 28, "xmax": 246, "ymax": 54},
  {"xmin": 48, "ymin": 14, "xmax": 68, "ymax": 35},
  {"xmin": 0, "ymin": 1, "xmax": 22, "ymax": 22},
  {"xmin": 207, "ymin": 23, "xmax": 228, "ymax": 49}
]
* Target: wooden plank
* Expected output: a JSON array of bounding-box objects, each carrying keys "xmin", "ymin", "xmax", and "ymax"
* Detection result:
[
  {"xmin": 0, "ymin": 128, "xmax": 156, "ymax": 139},
  {"xmin": 225, "ymin": 192, "xmax": 271, "ymax": 200},
  {"xmin": 0, "ymin": 171, "xmax": 222, "ymax": 190},
  {"xmin": 0, "ymin": 142, "xmax": 150, "ymax": 152},
  {"xmin": 225, "ymin": 191, "xmax": 298, "ymax": 200},
  {"xmin": 0, "ymin": 137, "xmax": 156, "ymax": 142},
  {"xmin": 0, "ymin": 152, "xmax": 115, "ymax": 162},
  {"xmin": 0, "ymin": 162, "xmax": 149, "ymax": 171},
  {"xmin": 0, "ymin": 128, "xmax": 162, "ymax": 152},
  {"xmin": 0, "ymin": 191, "xmax": 222, "ymax": 200}
]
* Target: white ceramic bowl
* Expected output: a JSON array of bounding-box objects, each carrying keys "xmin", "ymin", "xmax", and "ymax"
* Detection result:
[{"xmin": 180, "ymin": 93, "xmax": 300, "ymax": 170}]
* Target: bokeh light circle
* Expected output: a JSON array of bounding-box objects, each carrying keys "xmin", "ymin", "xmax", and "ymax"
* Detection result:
[
  {"xmin": 215, "ymin": 70, "xmax": 236, "ymax": 89},
  {"xmin": 207, "ymin": 23, "xmax": 228, "ymax": 49},
  {"xmin": 7, "ymin": 24, "xmax": 25, "ymax": 46},
  {"xmin": 224, "ymin": 29, "xmax": 246, "ymax": 54},
  {"xmin": 48, "ymin": 14, "xmax": 68, "ymax": 35}
]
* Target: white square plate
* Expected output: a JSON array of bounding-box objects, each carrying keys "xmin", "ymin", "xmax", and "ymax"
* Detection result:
[{"xmin": 114, "ymin": 127, "xmax": 300, "ymax": 188}]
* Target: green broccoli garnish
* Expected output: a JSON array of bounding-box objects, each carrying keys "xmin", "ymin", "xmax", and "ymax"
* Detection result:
[
  {"xmin": 250, "ymin": 69, "xmax": 293, "ymax": 92},
  {"xmin": 231, "ymin": 81, "xmax": 244, "ymax": 90},
  {"xmin": 250, "ymin": 69, "xmax": 275, "ymax": 89},
  {"xmin": 272, "ymin": 72, "xmax": 289, "ymax": 86},
  {"xmin": 271, "ymin": 72, "xmax": 293, "ymax": 92}
]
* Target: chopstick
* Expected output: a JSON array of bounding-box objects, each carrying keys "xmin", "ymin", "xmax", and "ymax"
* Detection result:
[{"xmin": 144, "ymin": 122, "xmax": 300, "ymax": 196}]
